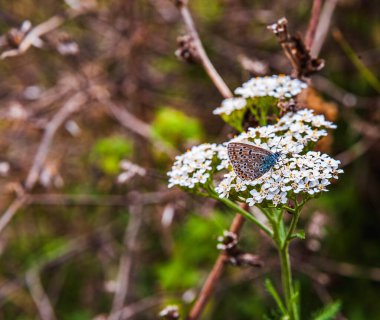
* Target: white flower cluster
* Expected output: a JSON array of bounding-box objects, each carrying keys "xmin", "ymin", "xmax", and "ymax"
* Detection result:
[
  {"xmin": 236, "ymin": 108, "xmax": 336, "ymax": 151},
  {"xmin": 217, "ymin": 151, "xmax": 342, "ymax": 207},
  {"xmin": 213, "ymin": 75, "xmax": 307, "ymax": 116},
  {"xmin": 168, "ymin": 143, "xmax": 228, "ymax": 189},
  {"xmin": 235, "ymin": 75, "xmax": 307, "ymax": 99},
  {"xmin": 168, "ymin": 109, "xmax": 342, "ymax": 207},
  {"xmin": 213, "ymin": 97, "xmax": 246, "ymax": 115}
]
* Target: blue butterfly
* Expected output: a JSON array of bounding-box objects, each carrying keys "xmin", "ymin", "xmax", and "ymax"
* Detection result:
[{"xmin": 227, "ymin": 142, "xmax": 281, "ymax": 181}]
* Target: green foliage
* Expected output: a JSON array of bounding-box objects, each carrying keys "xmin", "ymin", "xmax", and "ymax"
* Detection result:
[
  {"xmin": 221, "ymin": 96, "xmax": 281, "ymax": 131},
  {"xmin": 291, "ymin": 230, "xmax": 306, "ymax": 240},
  {"xmin": 27, "ymin": 238, "xmax": 70, "ymax": 268},
  {"xmin": 151, "ymin": 107, "xmax": 204, "ymax": 147},
  {"xmin": 157, "ymin": 211, "xmax": 228, "ymax": 290},
  {"xmin": 192, "ymin": 0, "xmax": 223, "ymax": 22},
  {"xmin": 89, "ymin": 136, "xmax": 133, "ymax": 174},
  {"xmin": 312, "ymin": 301, "xmax": 341, "ymax": 320},
  {"xmin": 265, "ymin": 278, "xmax": 287, "ymax": 315}
]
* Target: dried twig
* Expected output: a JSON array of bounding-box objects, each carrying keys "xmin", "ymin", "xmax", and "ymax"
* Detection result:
[
  {"xmin": 104, "ymin": 296, "xmax": 162, "ymax": 320},
  {"xmin": 313, "ymin": 258, "xmax": 380, "ymax": 282},
  {"xmin": 0, "ymin": 93, "xmax": 87, "ymax": 234},
  {"xmin": 25, "ymin": 93, "xmax": 87, "ymax": 190},
  {"xmin": 26, "ymin": 270, "xmax": 57, "ymax": 320},
  {"xmin": 336, "ymin": 116, "xmax": 380, "ymax": 167},
  {"xmin": 268, "ymin": 17, "xmax": 324, "ymax": 78},
  {"xmin": 109, "ymin": 205, "xmax": 143, "ymax": 319},
  {"xmin": 333, "ymin": 28, "xmax": 380, "ymax": 94},
  {"xmin": 310, "ymin": 0, "xmax": 338, "ymax": 57},
  {"xmin": 188, "ymin": 213, "xmax": 245, "ymax": 320},
  {"xmin": 173, "ymin": 0, "xmax": 233, "ymax": 99},
  {"xmin": 305, "ymin": 0, "xmax": 322, "ymax": 50},
  {"xmin": 0, "ymin": 196, "xmax": 28, "ymax": 236},
  {"xmin": 0, "ymin": 6, "xmax": 93, "ymax": 59},
  {"xmin": 24, "ymin": 191, "xmax": 177, "ymax": 207}
]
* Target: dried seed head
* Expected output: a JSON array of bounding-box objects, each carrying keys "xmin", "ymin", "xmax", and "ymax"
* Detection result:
[{"xmin": 175, "ymin": 34, "xmax": 199, "ymax": 64}]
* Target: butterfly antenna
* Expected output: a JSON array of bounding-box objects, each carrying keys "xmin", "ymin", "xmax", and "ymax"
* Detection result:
[
  {"xmin": 277, "ymin": 136, "xmax": 284, "ymax": 150},
  {"xmin": 275, "ymin": 135, "xmax": 285, "ymax": 169}
]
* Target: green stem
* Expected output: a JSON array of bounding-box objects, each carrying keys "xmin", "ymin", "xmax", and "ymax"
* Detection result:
[
  {"xmin": 270, "ymin": 204, "xmax": 302, "ymax": 320},
  {"xmin": 279, "ymin": 242, "xmax": 298, "ymax": 320},
  {"xmin": 284, "ymin": 209, "xmax": 301, "ymax": 246},
  {"xmin": 214, "ymin": 196, "xmax": 273, "ymax": 237}
]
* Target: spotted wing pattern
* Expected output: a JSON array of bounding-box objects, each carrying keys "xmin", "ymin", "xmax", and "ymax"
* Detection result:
[{"xmin": 227, "ymin": 142, "xmax": 274, "ymax": 181}]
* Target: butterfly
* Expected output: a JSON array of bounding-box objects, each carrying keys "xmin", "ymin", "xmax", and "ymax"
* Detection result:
[{"xmin": 227, "ymin": 142, "xmax": 281, "ymax": 181}]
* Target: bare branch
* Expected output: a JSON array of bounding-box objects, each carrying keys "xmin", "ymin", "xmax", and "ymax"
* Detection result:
[
  {"xmin": 0, "ymin": 6, "xmax": 94, "ymax": 59},
  {"xmin": 174, "ymin": 1, "xmax": 233, "ymax": 98},
  {"xmin": 26, "ymin": 270, "xmax": 57, "ymax": 320},
  {"xmin": 103, "ymin": 296, "xmax": 162, "ymax": 320},
  {"xmin": 188, "ymin": 213, "xmax": 245, "ymax": 320},
  {"xmin": 268, "ymin": 17, "xmax": 324, "ymax": 78},
  {"xmin": 310, "ymin": 0, "xmax": 338, "ymax": 57},
  {"xmin": 0, "ymin": 93, "xmax": 87, "ymax": 235},
  {"xmin": 25, "ymin": 93, "xmax": 87, "ymax": 190},
  {"xmin": 0, "ymin": 196, "xmax": 28, "ymax": 235},
  {"xmin": 305, "ymin": 0, "xmax": 322, "ymax": 50},
  {"xmin": 109, "ymin": 205, "xmax": 143, "ymax": 319},
  {"xmin": 25, "ymin": 191, "xmax": 177, "ymax": 207}
]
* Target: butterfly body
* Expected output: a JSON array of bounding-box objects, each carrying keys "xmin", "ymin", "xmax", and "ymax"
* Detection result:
[{"xmin": 227, "ymin": 142, "xmax": 281, "ymax": 181}]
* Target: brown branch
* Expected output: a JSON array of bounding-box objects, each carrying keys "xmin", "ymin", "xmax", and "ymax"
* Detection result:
[
  {"xmin": 0, "ymin": 6, "xmax": 93, "ymax": 59},
  {"xmin": 109, "ymin": 205, "xmax": 143, "ymax": 319},
  {"xmin": 106, "ymin": 296, "xmax": 162, "ymax": 320},
  {"xmin": 268, "ymin": 17, "xmax": 324, "ymax": 78},
  {"xmin": 187, "ymin": 213, "xmax": 245, "ymax": 320},
  {"xmin": 335, "ymin": 116, "xmax": 380, "ymax": 167},
  {"xmin": 314, "ymin": 257, "xmax": 380, "ymax": 282},
  {"xmin": 0, "ymin": 196, "xmax": 28, "ymax": 235},
  {"xmin": 305, "ymin": 0, "xmax": 322, "ymax": 50},
  {"xmin": 26, "ymin": 270, "xmax": 57, "ymax": 320},
  {"xmin": 24, "ymin": 190, "xmax": 178, "ymax": 207},
  {"xmin": 174, "ymin": 1, "xmax": 233, "ymax": 99},
  {"xmin": 25, "ymin": 93, "xmax": 87, "ymax": 190},
  {"xmin": 310, "ymin": 0, "xmax": 338, "ymax": 57},
  {"xmin": 0, "ymin": 93, "xmax": 87, "ymax": 234}
]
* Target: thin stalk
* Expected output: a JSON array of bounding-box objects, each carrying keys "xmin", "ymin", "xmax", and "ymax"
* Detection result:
[
  {"xmin": 214, "ymin": 196, "xmax": 273, "ymax": 237},
  {"xmin": 279, "ymin": 243, "xmax": 298, "ymax": 320},
  {"xmin": 267, "ymin": 203, "xmax": 302, "ymax": 319},
  {"xmin": 284, "ymin": 209, "xmax": 301, "ymax": 245}
]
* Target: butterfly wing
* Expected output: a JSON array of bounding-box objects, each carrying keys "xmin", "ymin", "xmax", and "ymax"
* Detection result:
[{"xmin": 227, "ymin": 142, "xmax": 273, "ymax": 181}]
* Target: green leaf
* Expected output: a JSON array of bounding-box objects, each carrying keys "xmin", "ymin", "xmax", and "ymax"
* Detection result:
[
  {"xmin": 192, "ymin": 0, "xmax": 223, "ymax": 22},
  {"xmin": 312, "ymin": 301, "xmax": 342, "ymax": 320},
  {"xmin": 90, "ymin": 136, "xmax": 133, "ymax": 174},
  {"xmin": 265, "ymin": 278, "xmax": 287, "ymax": 315},
  {"xmin": 291, "ymin": 230, "xmax": 306, "ymax": 240},
  {"xmin": 151, "ymin": 107, "xmax": 204, "ymax": 147}
]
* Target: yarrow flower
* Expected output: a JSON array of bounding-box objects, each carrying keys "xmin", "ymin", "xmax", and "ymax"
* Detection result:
[
  {"xmin": 213, "ymin": 75, "xmax": 307, "ymax": 117},
  {"xmin": 234, "ymin": 75, "xmax": 307, "ymax": 99},
  {"xmin": 213, "ymin": 97, "xmax": 246, "ymax": 115},
  {"xmin": 168, "ymin": 143, "xmax": 228, "ymax": 190},
  {"xmin": 212, "ymin": 74, "xmax": 308, "ymax": 131},
  {"xmin": 168, "ymin": 109, "xmax": 343, "ymax": 208}
]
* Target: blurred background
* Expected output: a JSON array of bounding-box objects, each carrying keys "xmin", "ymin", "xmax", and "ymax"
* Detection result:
[{"xmin": 0, "ymin": 0, "xmax": 379, "ymax": 319}]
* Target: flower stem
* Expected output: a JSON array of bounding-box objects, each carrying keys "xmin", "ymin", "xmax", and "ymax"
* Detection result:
[
  {"xmin": 279, "ymin": 242, "xmax": 298, "ymax": 320},
  {"xmin": 284, "ymin": 209, "xmax": 301, "ymax": 245},
  {"xmin": 214, "ymin": 196, "xmax": 273, "ymax": 237},
  {"xmin": 264, "ymin": 203, "xmax": 302, "ymax": 319}
]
